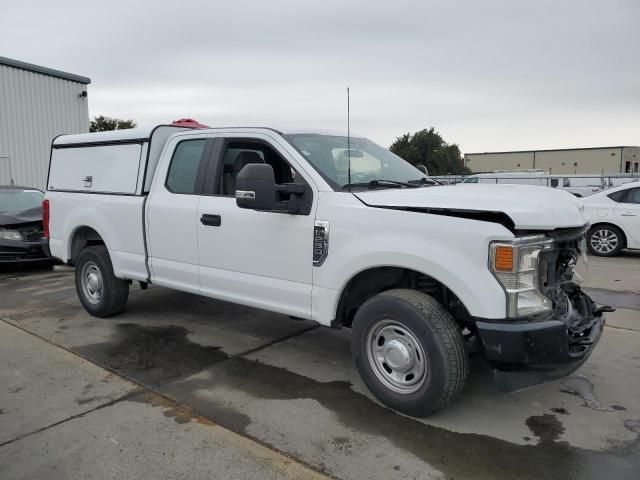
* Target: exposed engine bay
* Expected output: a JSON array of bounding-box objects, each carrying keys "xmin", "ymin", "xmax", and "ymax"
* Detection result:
[{"xmin": 538, "ymin": 227, "xmax": 614, "ymax": 354}]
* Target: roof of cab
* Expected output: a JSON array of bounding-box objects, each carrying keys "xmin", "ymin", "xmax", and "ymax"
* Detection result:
[{"xmin": 52, "ymin": 125, "xmax": 360, "ymax": 146}]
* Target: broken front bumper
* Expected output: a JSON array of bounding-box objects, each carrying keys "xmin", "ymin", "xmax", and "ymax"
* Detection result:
[
  {"xmin": 475, "ymin": 287, "xmax": 608, "ymax": 392},
  {"xmin": 0, "ymin": 238, "xmax": 51, "ymax": 263}
]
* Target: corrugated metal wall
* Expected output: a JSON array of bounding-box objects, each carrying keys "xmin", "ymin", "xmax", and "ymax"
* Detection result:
[{"xmin": 0, "ymin": 64, "xmax": 89, "ymax": 189}]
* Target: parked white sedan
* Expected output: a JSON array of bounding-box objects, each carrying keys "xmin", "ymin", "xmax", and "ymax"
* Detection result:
[{"xmin": 584, "ymin": 182, "xmax": 640, "ymax": 256}]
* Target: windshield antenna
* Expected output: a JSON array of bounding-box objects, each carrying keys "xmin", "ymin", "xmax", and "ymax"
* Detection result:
[{"xmin": 347, "ymin": 87, "xmax": 351, "ymax": 192}]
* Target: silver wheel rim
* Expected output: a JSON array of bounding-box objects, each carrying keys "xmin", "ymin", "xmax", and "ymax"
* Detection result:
[
  {"xmin": 81, "ymin": 261, "xmax": 103, "ymax": 304},
  {"xmin": 366, "ymin": 320, "xmax": 428, "ymax": 394},
  {"xmin": 590, "ymin": 229, "xmax": 619, "ymax": 254}
]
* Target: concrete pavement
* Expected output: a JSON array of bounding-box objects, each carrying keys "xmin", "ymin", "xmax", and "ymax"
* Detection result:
[{"xmin": 0, "ymin": 251, "xmax": 638, "ymax": 479}]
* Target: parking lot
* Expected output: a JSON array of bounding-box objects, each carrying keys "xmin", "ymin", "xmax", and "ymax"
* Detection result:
[{"xmin": 1, "ymin": 253, "xmax": 639, "ymax": 480}]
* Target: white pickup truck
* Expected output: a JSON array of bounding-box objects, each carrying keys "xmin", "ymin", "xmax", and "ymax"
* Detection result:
[{"xmin": 43, "ymin": 125, "xmax": 609, "ymax": 416}]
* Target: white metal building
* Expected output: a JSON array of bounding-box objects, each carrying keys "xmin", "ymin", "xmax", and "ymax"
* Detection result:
[
  {"xmin": 464, "ymin": 146, "xmax": 640, "ymax": 175},
  {"xmin": 0, "ymin": 56, "xmax": 90, "ymax": 189}
]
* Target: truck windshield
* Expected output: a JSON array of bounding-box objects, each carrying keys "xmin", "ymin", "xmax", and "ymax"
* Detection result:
[
  {"xmin": 284, "ymin": 134, "xmax": 428, "ymax": 190},
  {"xmin": 0, "ymin": 189, "xmax": 43, "ymax": 213}
]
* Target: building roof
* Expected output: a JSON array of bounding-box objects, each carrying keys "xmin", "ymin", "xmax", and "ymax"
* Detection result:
[
  {"xmin": 0, "ymin": 56, "xmax": 91, "ymax": 85},
  {"xmin": 465, "ymin": 146, "xmax": 639, "ymax": 156}
]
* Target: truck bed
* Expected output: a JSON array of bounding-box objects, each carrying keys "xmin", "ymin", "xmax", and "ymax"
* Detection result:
[{"xmin": 47, "ymin": 191, "xmax": 148, "ymax": 281}]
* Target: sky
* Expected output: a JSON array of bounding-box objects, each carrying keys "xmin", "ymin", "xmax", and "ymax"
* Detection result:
[{"xmin": 1, "ymin": 0, "xmax": 639, "ymax": 153}]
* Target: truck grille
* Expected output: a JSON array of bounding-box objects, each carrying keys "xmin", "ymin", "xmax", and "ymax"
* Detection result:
[{"xmin": 537, "ymin": 224, "xmax": 597, "ymax": 334}]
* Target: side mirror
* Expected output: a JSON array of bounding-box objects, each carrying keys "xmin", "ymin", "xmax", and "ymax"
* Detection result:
[
  {"xmin": 235, "ymin": 163, "xmax": 308, "ymax": 214},
  {"xmin": 235, "ymin": 163, "xmax": 278, "ymax": 211}
]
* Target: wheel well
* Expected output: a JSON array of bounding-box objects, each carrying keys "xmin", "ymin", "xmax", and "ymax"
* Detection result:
[
  {"xmin": 589, "ymin": 222, "xmax": 627, "ymax": 247},
  {"xmin": 69, "ymin": 226, "xmax": 105, "ymax": 264},
  {"xmin": 334, "ymin": 267, "xmax": 474, "ymax": 331}
]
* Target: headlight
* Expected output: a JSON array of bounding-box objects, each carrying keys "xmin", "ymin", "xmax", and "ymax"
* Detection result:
[
  {"xmin": 489, "ymin": 235, "xmax": 553, "ymax": 317},
  {"xmin": 0, "ymin": 229, "xmax": 24, "ymax": 241}
]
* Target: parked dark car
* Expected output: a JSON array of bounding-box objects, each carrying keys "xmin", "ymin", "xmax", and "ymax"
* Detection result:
[{"xmin": 0, "ymin": 186, "xmax": 52, "ymax": 265}]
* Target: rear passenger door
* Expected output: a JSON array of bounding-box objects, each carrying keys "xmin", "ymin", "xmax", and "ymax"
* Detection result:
[
  {"xmin": 196, "ymin": 132, "xmax": 316, "ymax": 318},
  {"xmin": 614, "ymin": 187, "xmax": 640, "ymax": 247},
  {"xmin": 146, "ymin": 135, "xmax": 213, "ymax": 293}
]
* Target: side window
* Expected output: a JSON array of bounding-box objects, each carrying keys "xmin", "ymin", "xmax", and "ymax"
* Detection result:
[
  {"xmin": 166, "ymin": 140, "xmax": 207, "ymax": 194},
  {"xmin": 550, "ymin": 178, "xmax": 559, "ymax": 188},
  {"xmin": 625, "ymin": 188, "xmax": 640, "ymax": 204},
  {"xmin": 218, "ymin": 140, "xmax": 298, "ymax": 197},
  {"xmin": 607, "ymin": 190, "xmax": 628, "ymax": 203},
  {"xmin": 563, "ymin": 177, "xmax": 570, "ymax": 187},
  {"xmin": 464, "ymin": 176, "xmax": 478, "ymax": 183}
]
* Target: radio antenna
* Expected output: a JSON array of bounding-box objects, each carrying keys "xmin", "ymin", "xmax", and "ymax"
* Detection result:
[{"xmin": 347, "ymin": 87, "xmax": 351, "ymax": 191}]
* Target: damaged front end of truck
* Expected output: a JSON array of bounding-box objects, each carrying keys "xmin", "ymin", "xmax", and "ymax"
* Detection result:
[{"xmin": 476, "ymin": 225, "xmax": 613, "ymax": 392}]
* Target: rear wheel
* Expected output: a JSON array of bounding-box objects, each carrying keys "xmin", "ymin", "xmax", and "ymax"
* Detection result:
[
  {"xmin": 75, "ymin": 245, "xmax": 129, "ymax": 317},
  {"xmin": 588, "ymin": 225, "xmax": 625, "ymax": 257},
  {"xmin": 351, "ymin": 289, "xmax": 469, "ymax": 417}
]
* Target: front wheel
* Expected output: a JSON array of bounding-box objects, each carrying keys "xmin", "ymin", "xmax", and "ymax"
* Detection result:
[
  {"xmin": 351, "ymin": 289, "xmax": 469, "ymax": 417},
  {"xmin": 75, "ymin": 245, "xmax": 129, "ymax": 317},
  {"xmin": 588, "ymin": 225, "xmax": 625, "ymax": 257}
]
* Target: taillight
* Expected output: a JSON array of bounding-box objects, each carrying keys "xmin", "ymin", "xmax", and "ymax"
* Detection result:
[{"xmin": 42, "ymin": 199, "xmax": 50, "ymax": 238}]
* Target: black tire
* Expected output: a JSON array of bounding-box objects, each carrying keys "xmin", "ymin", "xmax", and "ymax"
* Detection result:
[
  {"xmin": 587, "ymin": 224, "xmax": 625, "ymax": 257},
  {"xmin": 75, "ymin": 245, "xmax": 129, "ymax": 317},
  {"xmin": 351, "ymin": 289, "xmax": 469, "ymax": 417}
]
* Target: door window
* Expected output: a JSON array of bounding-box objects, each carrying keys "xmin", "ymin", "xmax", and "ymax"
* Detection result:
[
  {"xmin": 626, "ymin": 188, "xmax": 640, "ymax": 204},
  {"xmin": 166, "ymin": 139, "xmax": 207, "ymax": 194},
  {"xmin": 217, "ymin": 140, "xmax": 297, "ymax": 196}
]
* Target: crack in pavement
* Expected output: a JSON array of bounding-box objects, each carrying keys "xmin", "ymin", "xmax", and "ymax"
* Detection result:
[
  {"xmin": 0, "ymin": 316, "xmax": 330, "ymax": 478},
  {"xmin": 0, "ymin": 390, "xmax": 141, "ymax": 448}
]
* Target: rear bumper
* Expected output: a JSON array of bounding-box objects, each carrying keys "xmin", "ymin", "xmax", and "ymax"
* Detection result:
[
  {"xmin": 475, "ymin": 287, "xmax": 606, "ymax": 391},
  {"xmin": 0, "ymin": 238, "xmax": 52, "ymax": 263}
]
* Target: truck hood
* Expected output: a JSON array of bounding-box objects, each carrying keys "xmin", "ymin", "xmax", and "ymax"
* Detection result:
[{"xmin": 354, "ymin": 184, "xmax": 588, "ymax": 231}]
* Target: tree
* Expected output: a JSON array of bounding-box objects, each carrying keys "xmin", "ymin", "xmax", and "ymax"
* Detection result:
[
  {"xmin": 390, "ymin": 128, "xmax": 470, "ymax": 175},
  {"xmin": 90, "ymin": 115, "xmax": 137, "ymax": 132}
]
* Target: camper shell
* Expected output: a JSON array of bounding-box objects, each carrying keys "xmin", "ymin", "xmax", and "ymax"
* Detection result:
[{"xmin": 47, "ymin": 125, "xmax": 191, "ymax": 195}]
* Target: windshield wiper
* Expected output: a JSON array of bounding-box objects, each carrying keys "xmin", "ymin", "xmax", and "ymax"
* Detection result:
[
  {"xmin": 342, "ymin": 179, "xmax": 419, "ymax": 190},
  {"xmin": 408, "ymin": 178, "xmax": 441, "ymax": 186}
]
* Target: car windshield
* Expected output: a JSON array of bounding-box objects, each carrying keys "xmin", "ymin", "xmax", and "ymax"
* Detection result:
[
  {"xmin": 284, "ymin": 134, "xmax": 429, "ymax": 189},
  {"xmin": 0, "ymin": 189, "xmax": 44, "ymax": 213}
]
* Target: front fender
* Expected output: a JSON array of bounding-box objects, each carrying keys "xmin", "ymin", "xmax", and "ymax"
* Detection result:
[
  {"xmin": 330, "ymin": 244, "xmax": 507, "ymax": 321},
  {"xmin": 312, "ymin": 196, "xmax": 514, "ymax": 323}
]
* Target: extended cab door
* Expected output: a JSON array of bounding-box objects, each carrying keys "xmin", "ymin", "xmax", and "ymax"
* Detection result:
[
  {"xmin": 196, "ymin": 132, "xmax": 316, "ymax": 318},
  {"xmin": 146, "ymin": 135, "xmax": 214, "ymax": 292}
]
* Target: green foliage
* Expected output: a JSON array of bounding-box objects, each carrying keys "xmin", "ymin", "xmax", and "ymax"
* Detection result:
[
  {"xmin": 90, "ymin": 115, "xmax": 137, "ymax": 132},
  {"xmin": 390, "ymin": 128, "xmax": 470, "ymax": 175}
]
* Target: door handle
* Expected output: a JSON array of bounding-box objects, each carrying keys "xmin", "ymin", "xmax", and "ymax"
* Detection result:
[
  {"xmin": 201, "ymin": 214, "xmax": 222, "ymax": 226},
  {"xmin": 620, "ymin": 213, "xmax": 637, "ymax": 217}
]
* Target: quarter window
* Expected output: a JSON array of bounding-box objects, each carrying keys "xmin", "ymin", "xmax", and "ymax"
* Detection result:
[
  {"xmin": 166, "ymin": 140, "xmax": 207, "ymax": 194},
  {"xmin": 607, "ymin": 190, "xmax": 627, "ymax": 203}
]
